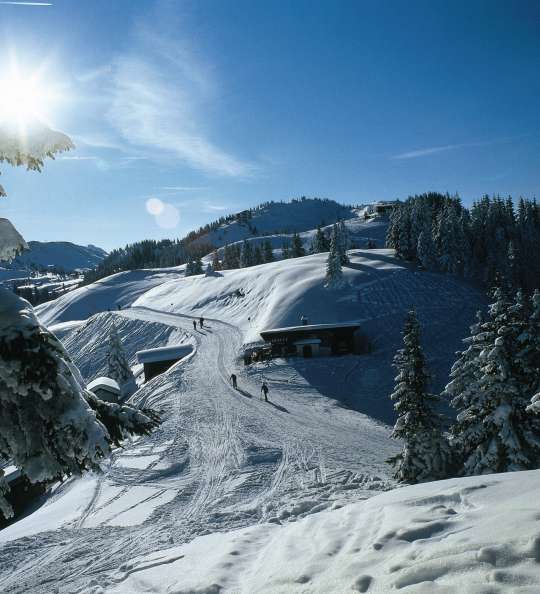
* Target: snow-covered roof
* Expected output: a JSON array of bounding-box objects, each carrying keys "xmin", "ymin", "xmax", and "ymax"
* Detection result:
[
  {"xmin": 260, "ymin": 321, "xmax": 361, "ymax": 336},
  {"xmin": 87, "ymin": 377, "xmax": 121, "ymax": 394},
  {"xmin": 136, "ymin": 345, "xmax": 193, "ymax": 364},
  {"xmin": 2, "ymin": 465, "xmax": 21, "ymax": 483}
]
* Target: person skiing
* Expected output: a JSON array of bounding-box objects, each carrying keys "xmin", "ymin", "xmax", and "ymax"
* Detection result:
[
  {"xmin": 199, "ymin": 316, "xmax": 204, "ymax": 328},
  {"xmin": 261, "ymin": 381, "xmax": 269, "ymax": 402},
  {"xmin": 193, "ymin": 320, "xmax": 197, "ymax": 331},
  {"xmin": 230, "ymin": 373, "xmax": 237, "ymax": 389}
]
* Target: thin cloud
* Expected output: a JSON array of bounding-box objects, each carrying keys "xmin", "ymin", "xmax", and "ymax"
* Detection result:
[
  {"xmin": 391, "ymin": 136, "xmax": 525, "ymax": 160},
  {"xmin": 59, "ymin": 155, "xmax": 98, "ymax": 161},
  {"xmin": 159, "ymin": 186, "xmax": 207, "ymax": 191},
  {"xmin": 0, "ymin": 1, "xmax": 52, "ymax": 5},
  {"xmin": 392, "ymin": 143, "xmax": 472, "ymax": 160},
  {"xmin": 107, "ymin": 34, "xmax": 252, "ymax": 178}
]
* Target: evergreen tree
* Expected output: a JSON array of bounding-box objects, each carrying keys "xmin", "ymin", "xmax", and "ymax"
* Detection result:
[
  {"xmin": 291, "ymin": 233, "xmax": 305, "ymax": 258},
  {"xmin": 185, "ymin": 260, "xmax": 194, "ymax": 276},
  {"xmin": 417, "ymin": 226, "xmax": 437, "ymax": 270},
  {"xmin": 263, "ymin": 240, "xmax": 274, "ymax": 263},
  {"xmin": 337, "ymin": 220, "xmax": 350, "ymax": 264},
  {"xmin": 324, "ymin": 225, "xmax": 346, "ymax": 289},
  {"xmin": 448, "ymin": 289, "xmax": 540, "ymax": 475},
  {"xmin": 211, "ymin": 250, "xmax": 220, "ymax": 271},
  {"xmin": 253, "ymin": 245, "xmax": 263, "ymax": 265},
  {"xmin": 240, "ymin": 240, "xmax": 253, "ymax": 268},
  {"xmin": 312, "ymin": 226, "xmax": 329, "ymax": 253},
  {"xmin": 107, "ymin": 324, "xmax": 136, "ymax": 397},
  {"xmin": 281, "ymin": 239, "xmax": 291, "ymax": 260},
  {"xmin": 192, "ymin": 257, "xmax": 204, "ymax": 275},
  {"xmin": 388, "ymin": 311, "xmax": 449, "ymax": 483},
  {"xmin": 205, "ymin": 262, "xmax": 214, "ymax": 276}
]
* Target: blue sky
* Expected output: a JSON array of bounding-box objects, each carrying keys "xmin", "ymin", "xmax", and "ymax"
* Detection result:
[{"xmin": 0, "ymin": 0, "xmax": 539, "ymax": 250}]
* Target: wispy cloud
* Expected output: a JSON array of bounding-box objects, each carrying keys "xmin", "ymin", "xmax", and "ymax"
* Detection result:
[
  {"xmin": 159, "ymin": 185, "xmax": 207, "ymax": 192},
  {"xmin": 391, "ymin": 136, "xmax": 525, "ymax": 160},
  {"xmin": 59, "ymin": 155, "xmax": 98, "ymax": 161},
  {"xmin": 0, "ymin": 1, "xmax": 52, "ymax": 5},
  {"xmin": 107, "ymin": 32, "xmax": 252, "ymax": 177}
]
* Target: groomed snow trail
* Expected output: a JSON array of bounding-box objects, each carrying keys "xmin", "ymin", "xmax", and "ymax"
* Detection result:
[{"xmin": 0, "ymin": 307, "xmax": 396, "ymax": 594}]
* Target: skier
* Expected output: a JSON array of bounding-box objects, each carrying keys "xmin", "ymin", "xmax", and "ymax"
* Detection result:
[
  {"xmin": 199, "ymin": 316, "xmax": 204, "ymax": 328},
  {"xmin": 193, "ymin": 320, "xmax": 197, "ymax": 331},
  {"xmin": 230, "ymin": 373, "xmax": 237, "ymax": 389},
  {"xmin": 261, "ymin": 381, "xmax": 269, "ymax": 402}
]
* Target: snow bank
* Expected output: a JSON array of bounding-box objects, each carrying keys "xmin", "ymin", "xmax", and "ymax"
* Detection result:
[{"xmin": 105, "ymin": 470, "xmax": 540, "ymax": 593}]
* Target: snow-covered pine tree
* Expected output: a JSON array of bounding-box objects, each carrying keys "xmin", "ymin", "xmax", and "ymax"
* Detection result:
[
  {"xmin": 211, "ymin": 249, "xmax": 220, "ymax": 271},
  {"xmin": 253, "ymin": 245, "xmax": 263, "ymax": 265},
  {"xmin": 185, "ymin": 260, "xmax": 194, "ymax": 276},
  {"xmin": 281, "ymin": 239, "xmax": 290, "ymax": 259},
  {"xmin": 0, "ymin": 126, "xmax": 160, "ymax": 518},
  {"xmin": 107, "ymin": 323, "xmax": 136, "ymax": 397},
  {"xmin": 417, "ymin": 222, "xmax": 438, "ymax": 271},
  {"xmin": 205, "ymin": 262, "xmax": 214, "ymax": 276},
  {"xmin": 192, "ymin": 257, "xmax": 204, "ymax": 275},
  {"xmin": 387, "ymin": 310, "xmax": 449, "ymax": 483},
  {"xmin": 338, "ymin": 220, "xmax": 350, "ymax": 264},
  {"xmin": 312, "ymin": 226, "xmax": 329, "ymax": 253},
  {"xmin": 240, "ymin": 240, "xmax": 253, "ymax": 267},
  {"xmin": 324, "ymin": 225, "xmax": 346, "ymax": 289},
  {"xmin": 291, "ymin": 233, "xmax": 305, "ymax": 258},
  {"xmin": 448, "ymin": 288, "xmax": 540, "ymax": 475},
  {"xmin": 263, "ymin": 240, "xmax": 274, "ymax": 263}
]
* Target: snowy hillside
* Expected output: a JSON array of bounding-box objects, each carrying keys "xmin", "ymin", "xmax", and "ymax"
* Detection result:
[
  {"xmin": 6, "ymin": 241, "xmax": 106, "ymax": 272},
  {"xmin": 195, "ymin": 198, "xmax": 358, "ymax": 248},
  {"xmin": 37, "ymin": 249, "xmax": 484, "ymax": 423}
]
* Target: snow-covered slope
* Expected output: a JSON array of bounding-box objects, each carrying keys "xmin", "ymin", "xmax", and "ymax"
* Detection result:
[
  {"xmin": 7, "ymin": 241, "xmax": 107, "ymax": 272},
  {"xmin": 37, "ymin": 249, "xmax": 483, "ymax": 422},
  {"xmin": 104, "ymin": 469, "xmax": 540, "ymax": 594},
  {"xmin": 196, "ymin": 198, "xmax": 357, "ymax": 248},
  {"xmin": 35, "ymin": 267, "xmax": 184, "ymax": 326}
]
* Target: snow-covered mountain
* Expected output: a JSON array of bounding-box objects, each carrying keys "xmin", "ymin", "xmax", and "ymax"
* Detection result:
[
  {"xmin": 7, "ymin": 241, "xmax": 107, "ymax": 272},
  {"xmin": 195, "ymin": 198, "xmax": 359, "ymax": 248}
]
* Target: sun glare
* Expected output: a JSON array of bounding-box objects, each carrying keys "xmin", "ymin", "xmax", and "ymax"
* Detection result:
[{"xmin": 0, "ymin": 62, "xmax": 58, "ymax": 128}]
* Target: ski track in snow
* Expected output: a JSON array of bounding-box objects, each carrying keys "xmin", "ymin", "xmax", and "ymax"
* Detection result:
[{"xmin": 0, "ymin": 307, "xmax": 396, "ymax": 594}]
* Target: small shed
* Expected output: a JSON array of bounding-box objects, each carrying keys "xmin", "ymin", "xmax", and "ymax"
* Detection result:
[
  {"xmin": 260, "ymin": 321, "xmax": 369, "ymax": 359},
  {"xmin": 87, "ymin": 377, "xmax": 121, "ymax": 403},
  {"xmin": 136, "ymin": 345, "xmax": 193, "ymax": 382}
]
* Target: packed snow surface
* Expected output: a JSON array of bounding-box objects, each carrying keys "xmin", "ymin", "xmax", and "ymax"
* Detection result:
[{"xmin": 104, "ymin": 469, "xmax": 540, "ymax": 594}]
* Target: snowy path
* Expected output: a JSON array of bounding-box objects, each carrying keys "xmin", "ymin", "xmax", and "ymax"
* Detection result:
[{"xmin": 0, "ymin": 306, "xmax": 395, "ymax": 594}]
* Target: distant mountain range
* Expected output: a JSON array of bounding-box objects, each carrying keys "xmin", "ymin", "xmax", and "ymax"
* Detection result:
[{"xmin": 7, "ymin": 241, "xmax": 107, "ymax": 273}]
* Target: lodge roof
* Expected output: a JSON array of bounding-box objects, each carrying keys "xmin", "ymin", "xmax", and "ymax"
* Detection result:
[
  {"xmin": 260, "ymin": 321, "xmax": 361, "ymax": 337},
  {"xmin": 87, "ymin": 376, "xmax": 121, "ymax": 394},
  {"xmin": 136, "ymin": 344, "xmax": 193, "ymax": 364}
]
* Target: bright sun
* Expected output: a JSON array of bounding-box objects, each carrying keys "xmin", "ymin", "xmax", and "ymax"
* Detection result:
[{"xmin": 0, "ymin": 64, "xmax": 57, "ymax": 128}]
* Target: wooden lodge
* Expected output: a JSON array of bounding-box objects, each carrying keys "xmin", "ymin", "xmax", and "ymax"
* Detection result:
[
  {"xmin": 86, "ymin": 377, "xmax": 121, "ymax": 403},
  {"xmin": 259, "ymin": 321, "xmax": 369, "ymax": 359}
]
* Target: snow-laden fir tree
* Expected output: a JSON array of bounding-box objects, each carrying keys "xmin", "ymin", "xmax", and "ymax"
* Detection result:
[
  {"xmin": 311, "ymin": 226, "xmax": 329, "ymax": 253},
  {"xmin": 281, "ymin": 239, "xmax": 290, "ymax": 259},
  {"xmin": 291, "ymin": 232, "xmax": 305, "ymax": 258},
  {"xmin": 107, "ymin": 323, "xmax": 136, "ymax": 397},
  {"xmin": 337, "ymin": 220, "xmax": 350, "ymax": 264},
  {"xmin": 447, "ymin": 289, "xmax": 540, "ymax": 474},
  {"xmin": 184, "ymin": 260, "xmax": 194, "ymax": 277},
  {"xmin": 263, "ymin": 240, "xmax": 274, "ymax": 263},
  {"xmin": 211, "ymin": 249, "xmax": 220, "ymax": 271},
  {"xmin": 388, "ymin": 310, "xmax": 449, "ymax": 483},
  {"xmin": 253, "ymin": 245, "xmax": 263, "ymax": 265},
  {"xmin": 0, "ymin": 125, "xmax": 160, "ymax": 518},
  {"xmin": 205, "ymin": 262, "xmax": 214, "ymax": 276},
  {"xmin": 324, "ymin": 225, "xmax": 346, "ymax": 289},
  {"xmin": 240, "ymin": 240, "xmax": 253, "ymax": 267}
]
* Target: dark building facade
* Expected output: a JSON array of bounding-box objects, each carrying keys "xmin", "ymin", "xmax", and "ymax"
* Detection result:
[{"xmin": 259, "ymin": 322, "xmax": 368, "ymax": 358}]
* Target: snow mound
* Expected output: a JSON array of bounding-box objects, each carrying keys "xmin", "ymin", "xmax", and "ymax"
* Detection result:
[{"xmin": 105, "ymin": 469, "xmax": 540, "ymax": 594}]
